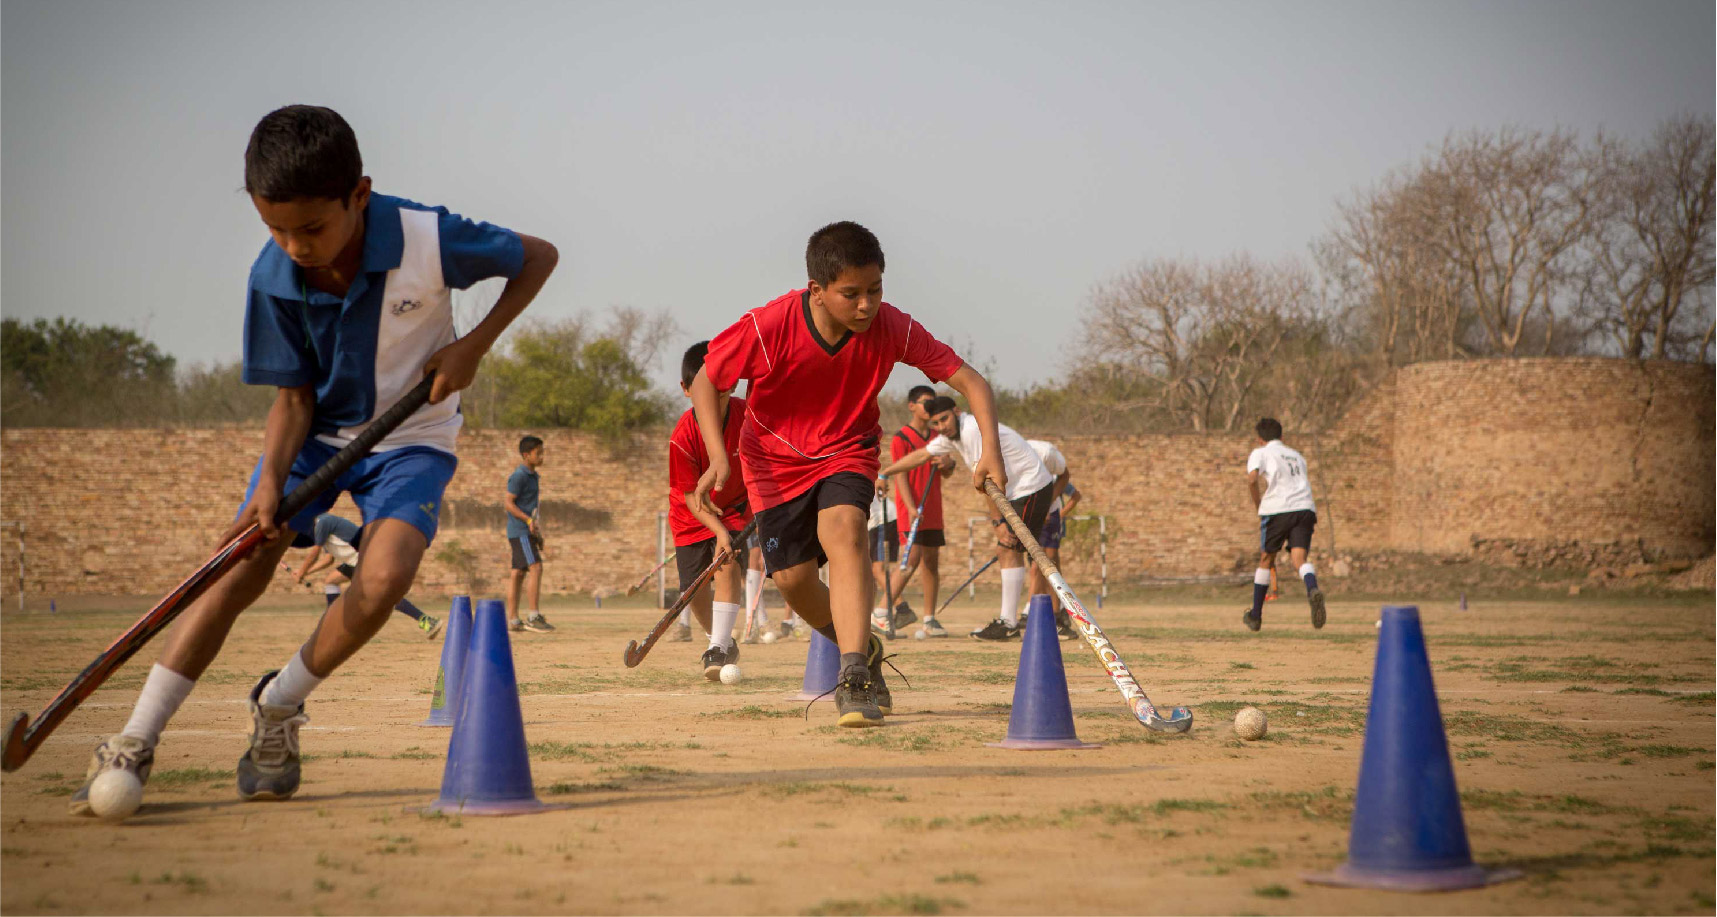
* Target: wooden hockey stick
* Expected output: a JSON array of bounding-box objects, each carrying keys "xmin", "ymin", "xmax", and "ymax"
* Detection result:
[{"xmin": 623, "ymin": 518, "xmax": 758, "ymax": 667}]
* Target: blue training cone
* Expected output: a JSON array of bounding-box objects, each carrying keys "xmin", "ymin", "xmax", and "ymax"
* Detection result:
[
  {"xmin": 1305, "ymin": 605, "xmax": 1520, "ymax": 891},
  {"xmin": 989, "ymin": 596, "xmax": 1099, "ymax": 750},
  {"xmin": 792, "ymin": 629, "xmax": 841, "ymax": 701},
  {"xmin": 417, "ymin": 596, "xmax": 473, "ymax": 727},
  {"xmin": 422, "ymin": 599, "xmax": 547, "ymax": 815}
]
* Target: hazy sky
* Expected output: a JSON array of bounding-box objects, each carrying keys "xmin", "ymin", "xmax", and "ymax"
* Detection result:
[{"xmin": 3, "ymin": 0, "xmax": 1711, "ymax": 392}]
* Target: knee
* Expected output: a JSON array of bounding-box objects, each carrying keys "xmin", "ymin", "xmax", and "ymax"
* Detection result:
[{"xmin": 352, "ymin": 564, "xmax": 415, "ymax": 609}]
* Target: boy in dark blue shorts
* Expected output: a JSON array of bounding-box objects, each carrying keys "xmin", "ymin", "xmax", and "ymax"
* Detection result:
[
  {"xmin": 70, "ymin": 105, "xmax": 557, "ymax": 818},
  {"xmin": 504, "ymin": 435, "xmax": 553, "ymax": 633}
]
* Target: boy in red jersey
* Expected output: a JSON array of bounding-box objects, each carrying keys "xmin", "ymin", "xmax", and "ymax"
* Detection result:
[
  {"xmin": 884, "ymin": 385, "xmax": 956, "ymax": 637},
  {"xmin": 668, "ymin": 342, "xmax": 751, "ymax": 680},
  {"xmin": 691, "ymin": 222, "xmax": 1006, "ymax": 727}
]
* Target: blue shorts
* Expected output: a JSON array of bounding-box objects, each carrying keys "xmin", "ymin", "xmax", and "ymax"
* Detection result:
[
  {"xmin": 1039, "ymin": 509, "xmax": 1065, "ymax": 550},
  {"xmin": 240, "ymin": 441, "xmax": 458, "ymax": 549}
]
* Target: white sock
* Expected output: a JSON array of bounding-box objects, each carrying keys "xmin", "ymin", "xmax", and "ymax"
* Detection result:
[
  {"xmin": 263, "ymin": 651, "xmax": 325, "ymax": 709},
  {"xmin": 323, "ymin": 584, "xmax": 341, "ymax": 596},
  {"xmin": 1000, "ymin": 567, "xmax": 1026, "ymax": 626},
  {"xmin": 120, "ymin": 664, "xmax": 195, "ymax": 745},
  {"xmin": 710, "ymin": 602, "xmax": 740, "ymax": 650},
  {"xmin": 1299, "ymin": 563, "xmax": 1316, "ymax": 578},
  {"xmin": 745, "ymin": 569, "xmax": 764, "ymax": 618},
  {"xmin": 678, "ymin": 608, "xmax": 692, "ymax": 627}
]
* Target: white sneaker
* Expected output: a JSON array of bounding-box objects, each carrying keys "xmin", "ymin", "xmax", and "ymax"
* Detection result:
[{"xmin": 69, "ymin": 734, "xmax": 154, "ymax": 817}]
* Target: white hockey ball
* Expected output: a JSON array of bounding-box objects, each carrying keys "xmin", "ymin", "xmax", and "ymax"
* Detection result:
[
  {"xmin": 1233, "ymin": 706, "xmax": 1268, "ymax": 741},
  {"xmin": 719, "ymin": 663, "xmax": 742, "ymax": 685},
  {"xmin": 914, "ymin": 629, "xmax": 927, "ymax": 640},
  {"xmin": 761, "ymin": 631, "xmax": 778, "ymax": 644},
  {"xmin": 88, "ymin": 769, "xmax": 144, "ymax": 821}
]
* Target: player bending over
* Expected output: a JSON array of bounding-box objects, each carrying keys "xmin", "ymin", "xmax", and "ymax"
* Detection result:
[
  {"xmin": 691, "ymin": 222, "xmax": 1006, "ymax": 727},
  {"xmin": 69, "ymin": 105, "xmax": 556, "ymax": 816},
  {"xmin": 1026, "ymin": 439, "xmax": 1078, "ymax": 640},
  {"xmin": 1242, "ymin": 417, "xmax": 1327, "ymax": 632},
  {"xmin": 880, "ymin": 396, "xmax": 1054, "ymax": 642},
  {"xmin": 289, "ymin": 513, "xmax": 442, "ymax": 639},
  {"xmin": 504, "ymin": 435, "xmax": 554, "ymax": 634},
  {"xmin": 668, "ymin": 341, "xmax": 751, "ymax": 679}
]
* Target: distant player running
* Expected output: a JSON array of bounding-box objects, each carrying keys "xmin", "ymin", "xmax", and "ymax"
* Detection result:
[
  {"xmin": 668, "ymin": 342, "xmax": 750, "ymax": 679},
  {"xmin": 288, "ymin": 513, "xmax": 442, "ymax": 639},
  {"xmin": 1243, "ymin": 417, "xmax": 1327, "ymax": 631},
  {"xmin": 881, "ymin": 396, "xmax": 1054, "ymax": 641}
]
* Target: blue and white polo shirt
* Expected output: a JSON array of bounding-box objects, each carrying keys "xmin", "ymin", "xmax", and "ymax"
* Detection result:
[{"xmin": 242, "ymin": 193, "xmax": 524, "ymax": 455}]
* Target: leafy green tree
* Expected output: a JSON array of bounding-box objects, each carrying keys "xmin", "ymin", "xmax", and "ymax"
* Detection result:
[
  {"xmin": 464, "ymin": 310, "xmax": 673, "ymax": 437},
  {"xmin": 1, "ymin": 317, "xmax": 178, "ymax": 426}
]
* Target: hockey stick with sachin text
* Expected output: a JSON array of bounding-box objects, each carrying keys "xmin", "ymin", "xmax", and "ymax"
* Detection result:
[
  {"xmin": 1, "ymin": 375, "xmax": 438, "ymax": 772},
  {"xmin": 623, "ymin": 517, "xmax": 759, "ymax": 667},
  {"xmin": 983, "ymin": 480, "xmax": 1193, "ymax": 733}
]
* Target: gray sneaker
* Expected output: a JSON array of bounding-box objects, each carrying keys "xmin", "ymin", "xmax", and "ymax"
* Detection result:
[
  {"xmin": 69, "ymin": 734, "xmax": 154, "ymax": 817},
  {"xmin": 891, "ymin": 601, "xmax": 918, "ymax": 630},
  {"xmin": 523, "ymin": 611, "xmax": 554, "ymax": 633},
  {"xmin": 834, "ymin": 664, "xmax": 884, "ymax": 728},
  {"xmin": 509, "ymin": 618, "xmax": 526, "ymax": 633},
  {"xmin": 701, "ymin": 643, "xmax": 739, "ymax": 681},
  {"xmin": 920, "ymin": 617, "xmax": 949, "ymax": 638},
  {"xmin": 669, "ymin": 623, "xmax": 694, "ymax": 643},
  {"xmin": 866, "ymin": 633, "xmax": 893, "ymax": 716},
  {"xmin": 1308, "ymin": 589, "xmax": 1327, "ymax": 630},
  {"xmin": 237, "ymin": 671, "xmax": 308, "ymax": 801}
]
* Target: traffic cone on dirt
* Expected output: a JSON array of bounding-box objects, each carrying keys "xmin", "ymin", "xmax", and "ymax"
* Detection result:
[
  {"xmin": 989, "ymin": 595, "xmax": 1099, "ymax": 750},
  {"xmin": 792, "ymin": 629, "xmax": 841, "ymax": 701},
  {"xmin": 1304, "ymin": 605, "xmax": 1520, "ymax": 891},
  {"xmin": 417, "ymin": 596, "xmax": 473, "ymax": 727},
  {"xmin": 422, "ymin": 599, "xmax": 546, "ymax": 815}
]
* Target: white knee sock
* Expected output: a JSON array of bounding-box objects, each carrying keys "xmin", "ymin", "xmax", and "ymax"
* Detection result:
[
  {"xmin": 120, "ymin": 664, "xmax": 195, "ymax": 745},
  {"xmin": 745, "ymin": 569, "xmax": 764, "ymax": 622},
  {"xmin": 1000, "ymin": 567, "xmax": 1026, "ymax": 627},
  {"xmin": 263, "ymin": 651, "xmax": 324, "ymax": 709},
  {"xmin": 710, "ymin": 602, "xmax": 739, "ymax": 650},
  {"xmin": 678, "ymin": 608, "xmax": 692, "ymax": 627},
  {"xmin": 323, "ymin": 584, "xmax": 341, "ymax": 596}
]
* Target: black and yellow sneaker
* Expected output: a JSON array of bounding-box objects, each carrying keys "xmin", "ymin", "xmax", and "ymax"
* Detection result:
[
  {"xmin": 834, "ymin": 664, "xmax": 884, "ymax": 728},
  {"xmin": 866, "ymin": 633, "xmax": 893, "ymax": 716}
]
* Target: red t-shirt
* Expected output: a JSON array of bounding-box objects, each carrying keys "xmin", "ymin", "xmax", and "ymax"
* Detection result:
[
  {"xmin": 667, "ymin": 398, "xmax": 751, "ymax": 546},
  {"xmin": 703, "ymin": 290, "xmax": 965, "ymax": 511},
  {"xmin": 891, "ymin": 424, "xmax": 944, "ymax": 534}
]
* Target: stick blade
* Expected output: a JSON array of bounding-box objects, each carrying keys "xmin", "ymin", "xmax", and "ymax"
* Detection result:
[
  {"xmin": 1, "ymin": 711, "xmax": 31, "ymax": 772},
  {"xmin": 622, "ymin": 641, "xmax": 644, "ymax": 668},
  {"xmin": 1140, "ymin": 706, "xmax": 1195, "ymax": 734}
]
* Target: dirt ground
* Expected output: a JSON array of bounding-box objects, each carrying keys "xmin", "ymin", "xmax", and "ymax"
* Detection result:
[{"xmin": 1, "ymin": 589, "xmax": 1712, "ymax": 916}]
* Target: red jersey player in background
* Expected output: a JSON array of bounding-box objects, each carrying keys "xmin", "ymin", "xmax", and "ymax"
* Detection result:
[
  {"xmin": 883, "ymin": 385, "xmax": 956, "ymax": 637},
  {"xmin": 691, "ymin": 221, "xmax": 1007, "ymax": 728},
  {"xmin": 668, "ymin": 341, "xmax": 752, "ymax": 681}
]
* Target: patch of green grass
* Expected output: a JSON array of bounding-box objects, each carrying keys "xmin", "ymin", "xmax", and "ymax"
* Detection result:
[
  {"xmin": 1633, "ymin": 745, "xmax": 1703, "ymax": 758},
  {"xmin": 765, "ymin": 781, "xmax": 890, "ymax": 798},
  {"xmin": 1247, "ymin": 786, "xmax": 1354, "ymax": 823},
  {"xmin": 1671, "ymin": 691, "xmax": 1714, "ymax": 705},
  {"xmin": 806, "ymin": 894, "xmax": 963, "ymax": 915},
  {"xmin": 1253, "ymin": 884, "xmax": 1291, "ymax": 899},
  {"xmin": 1152, "ymin": 798, "xmax": 1228, "ymax": 816},
  {"xmin": 391, "ymin": 748, "xmax": 437, "ymax": 760},
  {"xmin": 527, "ymin": 741, "xmax": 599, "ymax": 762},
  {"xmin": 700, "ymin": 705, "xmax": 794, "ymax": 719},
  {"xmin": 1560, "ymin": 685, "xmax": 1598, "ymax": 693},
  {"xmin": 544, "ymin": 781, "xmax": 625, "ymax": 795},
  {"xmin": 1229, "ymin": 662, "xmax": 1255, "ymax": 670},
  {"xmin": 149, "ymin": 766, "xmax": 228, "ymax": 788},
  {"xmin": 597, "ymin": 763, "xmax": 686, "ymax": 782},
  {"xmin": 1611, "ymin": 687, "xmax": 1674, "ymax": 696},
  {"xmin": 1461, "ymin": 790, "xmax": 1618, "ymax": 815},
  {"xmin": 1637, "ymin": 814, "xmax": 1715, "ymax": 843},
  {"xmin": 152, "ymin": 871, "xmax": 208, "ymax": 893},
  {"xmin": 836, "ymin": 730, "xmax": 944, "ymax": 752},
  {"xmin": 934, "ymin": 872, "xmax": 981, "ymax": 885},
  {"xmin": 1455, "ymin": 748, "xmax": 1493, "ymax": 760}
]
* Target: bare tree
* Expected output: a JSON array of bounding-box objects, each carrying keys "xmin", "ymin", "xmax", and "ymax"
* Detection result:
[
  {"xmin": 1583, "ymin": 116, "xmax": 1715, "ymax": 360},
  {"xmin": 1419, "ymin": 127, "xmax": 1595, "ymax": 356}
]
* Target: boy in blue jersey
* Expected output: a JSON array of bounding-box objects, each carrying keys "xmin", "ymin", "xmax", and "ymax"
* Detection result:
[
  {"xmin": 69, "ymin": 105, "xmax": 558, "ymax": 818},
  {"xmin": 504, "ymin": 435, "xmax": 553, "ymax": 633}
]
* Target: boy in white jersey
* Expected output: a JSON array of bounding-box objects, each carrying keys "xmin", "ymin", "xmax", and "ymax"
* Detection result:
[
  {"xmin": 881, "ymin": 396, "xmax": 1055, "ymax": 641},
  {"xmin": 1243, "ymin": 417, "xmax": 1326, "ymax": 631},
  {"xmin": 1026, "ymin": 439, "xmax": 1077, "ymax": 640}
]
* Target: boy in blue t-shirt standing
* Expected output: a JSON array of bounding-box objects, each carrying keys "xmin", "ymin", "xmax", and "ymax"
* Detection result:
[
  {"xmin": 69, "ymin": 105, "xmax": 558, "ymax": 818},
  {"xmin": 504, "ymin": 435, "xmax": 553, "ymax": 633}
]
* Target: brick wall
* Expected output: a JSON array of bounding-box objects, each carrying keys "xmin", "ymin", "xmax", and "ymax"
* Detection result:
[{"xmin": 0, "ymin": 358, "xmax": 1708, "ymax": 598}]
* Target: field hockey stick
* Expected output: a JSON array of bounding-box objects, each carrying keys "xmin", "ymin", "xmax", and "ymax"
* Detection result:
[
  {"xmin": 896, "ymin": 472, "xmax": 935, "ymax": 573},
  {"xmin": 872, "ymin": 480, "xmax": 895, "ymax": 633},
  {"xmin": 624, "ymin": 554, "xmax": 674, "ymax": 596},
  {"xmin": 739, "ymin": 553, "xmax": 766, "ymax": 642},
  {"xmin": 623, "ymin": 517, "xmax": 758, "ymax": 667},
  {"xmin": 983, "ymin": 480, "xmax": 1193, "ymax": 734},
  {"xmin": 0, "ymin": 374, "xmax": 437, "ymax": 772},
  {"xmin": 933, "ymin": 557, "xmax": 998, "ymax": 617}
]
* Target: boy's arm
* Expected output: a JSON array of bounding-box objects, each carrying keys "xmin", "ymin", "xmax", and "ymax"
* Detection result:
[
  {"xmin": 879, "ymin": 447, "xmax": 934, "ymax": 478},
  {"xmin": 225, "ymin": 385, "xmax": 315, "ymax": 543},
  {"xmin": 504, "ymin": 492, "xmax": 534, "ymax": 525},
  {"xmin": 689, "ymin": 369, "xmax": 730, "ymax": 516},
  {"xmin": 683, "ymin": 491, "xmax": 737, "ymax": 556},
  {"xmin": 423, "ymin": 233, "xmax": 558, "ymax": 404},
  {"xmin": 1247, "ymin": 470, "xmax": 1263, "ymax": 510},
  {"xmin": 1051, "ymin": 470, "xmax": 1070, "ymax": 505},
  {"xmin": 943, "ymin": 364, "xmax": 1007, "ymax": 494},
  {"xmin": 1062, "ymin": 484, "xmax": 1082, "ymax": 518}
]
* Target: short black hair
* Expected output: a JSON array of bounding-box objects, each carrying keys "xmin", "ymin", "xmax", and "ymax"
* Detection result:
[
  {"xmin": 244, "ymin": 105, "xmax": 363, "ymax": 203},
  {"xmin": 681, "ymin": 341, "xmax": 710, "ymax": 390},
  {"xmin": 519, "ymin": 435, "xmax": 544, "ymax": 455},
  {"xmin": 907, "ymin": 385, "xmax": 936, "ymax": 403},
  {"xmin": 925, "ymin": 396, "xmax": 958, "ymax": 416},
  {"xmin": 806, "ymin": 221, "xmax": 885, "ymax": 287},
  {"xmin": 1255, "ymin": 417, "xmax": 1283, "ymax": 441}
]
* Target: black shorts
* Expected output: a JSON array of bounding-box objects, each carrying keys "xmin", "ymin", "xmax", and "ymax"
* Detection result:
[
  {"xmin": 903, "ymin": 527, "xmax": 945, "ymax": 548},
  {"xmin": 868, "ymin": 525, "xmax": 900, "ymax": 563},
  {"xmin": 1260, "ymin": 510, "xmax": 1317, "ymax": 554},
  {"xmin": 756, "ymin": 471, "xmax": 874, "ymax": 572},
  {"xmin": 997, "ymin": 483, "xmax": 1056, "ymax": 549},
  {"xmin": 675, "ymin": 529, "xmax": 750, "ymax": 593},
  {"xmin": 509, "ymin": 535, "xmax": 542, "ymax": 571}
]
